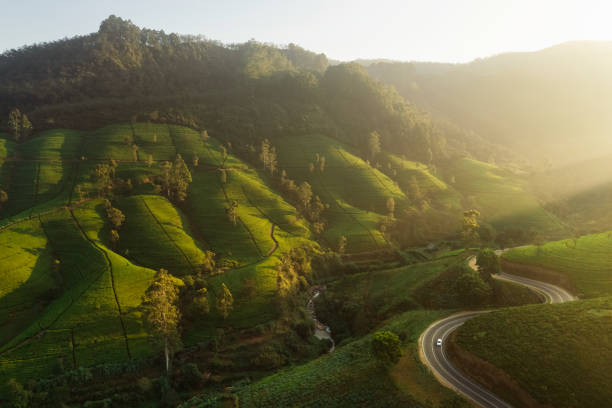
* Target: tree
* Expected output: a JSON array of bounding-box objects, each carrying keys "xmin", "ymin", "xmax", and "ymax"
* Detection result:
[
  {"xmin": 104, "ymin": 200, "xmax": 125, "ymax": 229},
  {"xmin": 200, "ymin": 129, "xmax": 209, "ymax": 142},
  {"xmin": 476, "ymin": 249, "xmax": 500, "ymax": 279},
  {"xmin": 131, "ymin": 143, "xmax": 139, "ymax": 161},
  {"xmin": 7, "ymin": 109, "xmax": 21, "ymax": 140},
  {"xmin": 455, "ymin": 270, "xmax": 492, "ymax": 305},
  {"xmin": 220, "ymin": 168, "xmax": 227, "ymax": 184},
  {"xmin": 21, "ymin": 113, "xmax": 32, "ymax": 139},
  {"xmin": 110, "ymin": 229, "xmax": 120, "ymax": 249},
  {"xmin": 147, "ymin": 154, "xmax": 153, "ymax": 167},
  {"xmin": 462, "ymin": 209, "xmax": 481, "ymax": 247},
  {"xmin": 142, "ymin": 269, "xmax": 181, "ymax": 375},
  {"xmin": 297, "ymin": 181, "xmax": 313, "ymax": 210},
  {"xmin": 192, "ymin": 154, "xmax": 199, "ymax": 167},
  {"xmin": 386, "ymin": 197, "xmax": 395, "ymax": 217},
  {"xmin": 371, "ymin": 330, "xmax": 402, "ymax": 367},
  {"xmin": 226, "ymin": 200, "xmax": 238, "ymax": 225},
  {"xmin": 192, "ymin": 288, "xmax": 210, "ymax": 315},
  {"xmin": 216, "ymin": 282, "xmax": 233, "ymax": 319},
  {"xmin": 91, "ymin": 163, "xmax": 113, "ymax": 196},
  {"xmin": 319, "ymin": 156, "xmax": 326, "ymax": 172},
  {"xmin": 367, "ymin": 131, "xmax": 381, "ymax": 161},
  {"xmin": 6, "ymin": 378, "xmax": 32, "ymax": 408},
  {"xmin": 0, "ymin": 189, "xmax": 7, "ymax": 211},
  {"xmin": 161, "ymin": 154, "xmax": 193, "ymax": 203},
  {"xmin": 338, "ymin": 235, "xmax": 347, "ymax": 254},
  {"xmin": 259, "ymin": 139, "xmax": 277, "ymax": 174}
]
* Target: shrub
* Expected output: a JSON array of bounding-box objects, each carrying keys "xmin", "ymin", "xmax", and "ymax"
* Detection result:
[{"xmin": 371, "ymin": 330, "xmax": 402, "ymax": 367}]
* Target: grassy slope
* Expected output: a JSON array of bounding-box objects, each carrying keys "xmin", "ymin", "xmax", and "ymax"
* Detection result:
[
  {"xmin": 0, "ymin": 219, "xmax": 55, "ymax": 346},
  {"xmin": 0, "ymin": 133, "xmax": 15, "ymax": 187},
  {"xmin": 0, "ymin": 203, "xmax": 156, "ymax": 384},
  {"xmin": 504, "ymin": 231, "xmax": 612, "ymax": 298},
  {"xmin": 117, "ymin": 194, "xmax": 208, "ymax": 276},
  {"xmin": 237, "ymin": 309, "xmax": 465, "ymax": 408},
  {"xmin": 386, "ymin": 153, "xmax": 462, "ymax": 210},
  {"xmin": 447, "ymin": 157, "xmax": 564, "ymax": 233},
  {"xmin": 456, "ymin": 297, "xmax": 612, "ymax": 408},
  {"xmin": 276, "ymin": 134, "xmax": 404, "ymax": 252}
]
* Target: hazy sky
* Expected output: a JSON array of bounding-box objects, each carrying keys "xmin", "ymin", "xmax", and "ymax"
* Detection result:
[{"xmin": 1, "ymin": 0, "xmax": 611, "ymax": 62}]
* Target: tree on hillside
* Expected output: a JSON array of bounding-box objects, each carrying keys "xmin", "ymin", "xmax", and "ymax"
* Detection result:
[
  {"xmin": 0, "ymin": 189, "xmax": 7, "ymax": 211},
  {"xmin": 7, "ymin": 108, "xmax": 33, "ymax": 142},
  {"xmin": 386, "ymin": 197, "xmax": 395, "ymax": 217},
  {"xmin": 371, "ymin": 330, "xmax": 402, "ymax": 367},
  {"xmin": 338, "ymin": 235, "xmax": 347, "ymax": 254},
  {"xmin": 200, "ymin": 129, "xmax": 209, "ymax": 142},
  {"xmin": 462, "ymin": 209, "xmax": 481, "ymax": 247},
  {"xmin": 131, "ymin": 143, "xmax": 139, "ymax": 162},
  {"xmin": 170, "ymin": 154, "xmax": 192, "ymax": 202},
  {"xmin": 142, "ymin": 269, "xmax": 181, "ymax": 375},
  {"xmin": 91, "ymin": 163, "xmax": 113, "ymax": 196},
  {"xmin": 259, "ymin": 139, "xmax": 278, "ymax": 175},
  {"xmin": 455, "ymin": 270, "xmax": 492, "ymax": 305},
  {"xmin": 367, "ymin": 131, "xmax": 381, "ymax": 161},
  {"xmin": 147, "ymin": 154, "xmax": 153, "ymax": 167},
  {"xmin": 476, "ymin": 248, "xmax": 500, "ymax": 279},
  {"xmin": 160, "ymin": 155, "xmax": 193, "ymax": 203},
  {"xmin": 297, "ymin": 181, "xmax": 313, "ymax": 211},
  {"xmin": 226, "ymin": 200, "xmax": 238, "ymax": 226},
  {"xmin": 216, "ymin": 283, "xmax": 234, "ymax": 319},
  {"xmin": 319, "ymin": 156, "xmax": 326, "ymax": 172},
  {"xmin": 104, "ymin": 199, "xmax": 125, "ymax": 229}
]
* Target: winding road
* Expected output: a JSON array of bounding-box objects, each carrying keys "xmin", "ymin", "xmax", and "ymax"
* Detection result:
[{"xmin": 419, "ymin": 257, "xmax": 576, "ymax": 408}]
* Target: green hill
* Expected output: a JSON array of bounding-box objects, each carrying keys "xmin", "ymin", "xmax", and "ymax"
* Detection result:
[
  {"xmin": 446, "ymin": 157, "xmax": 565, "ymax": 233},
  {"xmin": 234, "ymin": 309, "xmax": 465, "ymax": 408},
  {"xmin": 455, "ymin": 297, "xmax": 612, "ymax": 408},
  {"xmin": 503, "ymin": 231, "xmax": 612, "ymax": 298}
]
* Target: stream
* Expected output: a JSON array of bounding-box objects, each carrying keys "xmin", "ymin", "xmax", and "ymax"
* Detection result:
[{"xmin": 307, "ymin": 287, "xmax": 335, "ymax": 353}]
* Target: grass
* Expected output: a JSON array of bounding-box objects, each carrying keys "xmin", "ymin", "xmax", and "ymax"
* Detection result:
[
  {"xmin": 116, "ymin": 194, "xmax": 209, "ymax": 276},
  {"xmin": 236, "ymin": 309, "xmax": 466, "ymax": 408},
  {"xmin": 0, "ymin": 218, "xmax": 55, "ymax": 346},
  {"xmin": 446, "ymin": 157, "xmax": 565, "ymax": 233},
  {"xmin": 0, "ymin": 202, "xmax": 156, "ymax": 385},
  {"xmin": 386, "ymin": 153, "xmax": 462, "ymax": 210},
  {"xmin": 275, "ymin": 134, "xmax": 402, "ymax": 252},
  {"xmin": 84, "ymin": 124, "xmax": 136, "ymax": 161},
  {"xmin": 456, "ymin": 297, "xmax": 612, "ymax": 408},
  {"xmin": 0, "ymin": 134, "xmax": 16, "ymax": 187},
  {"xmin": 503, "ymin": 231, "xmax": 612, "ymax": 297}
]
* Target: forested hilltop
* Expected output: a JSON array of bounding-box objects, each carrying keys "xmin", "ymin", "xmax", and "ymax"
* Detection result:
[{"xmin": 365, "ymin": 41, "xmax": 612, "ymax": 166}]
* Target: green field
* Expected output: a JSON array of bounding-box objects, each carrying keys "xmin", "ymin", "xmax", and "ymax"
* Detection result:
[
  {"xmin": 456, "ymin": 297, "xmax": 612, "ymax": 408},
  {"xmin": 504, "ymin": 231, "xmax": 612, "ymax": 297},
  {"xmin": 0, "ymin": 202, "xmax": 156, "ymax": 385},
  {"xmin": 235, "ymin": 309, "xmax": 465, "ymax": 408},
  {"xmin": 446, "ymin": 157, "xmax": 565, "ymax": 233},
  {"xmin": 275, "ymin": 134, "xmax": 402, "ymax": 252},
  {"xmin": 117, "ymin": 195, "xmax": 208, "ymax": 276}
]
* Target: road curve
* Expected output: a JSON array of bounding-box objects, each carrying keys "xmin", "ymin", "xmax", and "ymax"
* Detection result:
[{"xmin": 419, "ymin": 258, "xmax": 576, "ymax": 407}]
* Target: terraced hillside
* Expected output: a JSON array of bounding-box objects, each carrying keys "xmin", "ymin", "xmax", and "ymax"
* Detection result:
[
  {"xmin": 503, "ymin": 231, "xmax": 612, "ymax": 297},
  {"xmin": 275, "ymin": 134, "xmax": 405, "ymax": 252},
  {"xmin": 446, "ymin": 157, "xmax": 565, "ymax": 233},
  {"xmin": 0, "ymin": 123, "xmax": 321, "ymax": 386}
]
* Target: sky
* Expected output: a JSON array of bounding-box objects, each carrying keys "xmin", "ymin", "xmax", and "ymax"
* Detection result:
[{"xmin": 1, "ymin": 0, "xmax": 611, "ymax": 63}]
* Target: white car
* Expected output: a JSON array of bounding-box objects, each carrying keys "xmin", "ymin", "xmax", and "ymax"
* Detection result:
[{"xmin": 436, "ymin": 338, "xmax": 443, "ymax": 347}]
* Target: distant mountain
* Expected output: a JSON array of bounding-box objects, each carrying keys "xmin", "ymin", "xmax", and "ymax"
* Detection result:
[{"xmin": 368, "ymin": 41, "xmax": 612, "ymax": 166}]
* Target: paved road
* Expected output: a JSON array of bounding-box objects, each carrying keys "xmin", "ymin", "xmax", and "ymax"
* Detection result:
[{"xmin": 419, "ymin": 258, "xmax": 576, "ymax": 407}]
